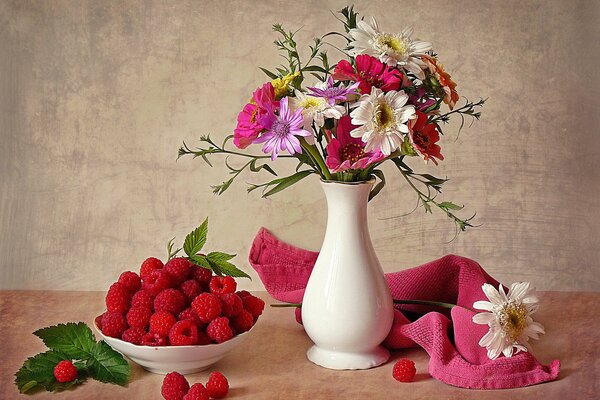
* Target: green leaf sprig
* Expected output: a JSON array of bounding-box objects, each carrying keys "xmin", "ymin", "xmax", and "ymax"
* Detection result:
[{"xmin": 15, "ymin": 322, "xmax": 130, "ymax": 394}]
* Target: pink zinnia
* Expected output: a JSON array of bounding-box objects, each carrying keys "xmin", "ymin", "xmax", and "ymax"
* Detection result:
[
  {"xmin": 333, "ymin": 55, "xmax": 403, "ymax": 94},
  {"xmin": 408, "ymin": 111, "xmax": 444, "ymax": 165},
  {"xmin": 233, "ymin": 82, "xmax": 278, "ymax": 149},
  {"xmin": 325, "ymin": 115, "xmax": 385, "ymax": 173},
  {"xmin": 254, "ymin": 97, "xmax": 312, "ymax": 160}
]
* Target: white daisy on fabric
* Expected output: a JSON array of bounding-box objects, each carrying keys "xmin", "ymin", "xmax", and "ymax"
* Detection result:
[
  {"xmin": 472, "ymin": 282, "xmax": 545, "ymax": 360},
  {"xmin": 348, "ymin": 17, "xmax": 433, "ymax": 80},
  {"xmin": 290, "ymin": 89, "xmax": 345, "ymax": 130},
  {"xmin": 349, "ymin": 87, "xmax": 415, "ymax": 156}
]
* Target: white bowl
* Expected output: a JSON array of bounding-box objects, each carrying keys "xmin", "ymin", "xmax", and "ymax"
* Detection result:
[{"xmin": 94, "ymin": 319, "xmax": 253, "ymax": 374}]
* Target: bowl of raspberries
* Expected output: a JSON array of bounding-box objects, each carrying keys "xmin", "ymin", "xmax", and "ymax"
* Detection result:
[{"xmin": 94, "ymin": 256, "xmax": 264, "ymax": 374}]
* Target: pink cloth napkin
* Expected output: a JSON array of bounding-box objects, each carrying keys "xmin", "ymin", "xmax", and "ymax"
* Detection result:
[{"xmin": 249, "ymin": 228, "xmax": 560, "ymax": 390}]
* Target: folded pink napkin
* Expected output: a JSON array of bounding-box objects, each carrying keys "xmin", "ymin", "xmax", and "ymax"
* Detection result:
[{"xmin": 249, "ymin": 228, "xmax": 560, "ymax": 389}]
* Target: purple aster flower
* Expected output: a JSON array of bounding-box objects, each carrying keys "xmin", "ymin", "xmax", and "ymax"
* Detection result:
[
  {"xmin": 307, "ymin": 76, "xmax": 360, "ymax": 106},
  {"xmin": 255, "ymin": 97, "xmax": 312, "ymax": 160}
]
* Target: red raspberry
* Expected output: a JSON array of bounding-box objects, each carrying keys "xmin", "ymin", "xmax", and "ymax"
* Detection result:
[
  {"xmin": 392, "ymin": 359, "xmax": 416, "ymax": 382},
  {"xmin": 101, "ymin": 312, "xmax": 127, "ymax": 338},
  {"xmin": 179, "ymin": 279, "xmax": 202, "ymax": 303},
  {"xmin": 53, "ymin": 360, "xmax": 77, "ymax": 383},
  {"xmin": 235, "ymin": 290, "xmax": 251, "ymax": 298},
  {"xmin": 169, "ymin": 319, "xmax": 199, "ymax": 346},
  {"xmin": 196, "ymin": 331, "xmax": 212, "ymax": 345},
  {"xmin": 94, "ymin": 314, "xmax": 104, "ymax": 330},
  {"xmin": 206, "ymin": 371, "xmax": 229, "ymax": 399},
  {"xmin": 220, "ymin": 293, "xmax": 243, "ymax": 317},
  {"xmin": 242, "ymin": 295, "xmax": 264, "ymax": 319},
  {"xmin": 131, "ymin": 289, "xmax": 155, "ymax": 310},
  {"xmin": 140, "ymin": 257, "xmax": 164, "ymax": 280},
  {"xmin": 126, "ymin": 306, "xmax": 152, "ymax": 329},
  {"xmin": 191, "ymin": 266, "xmax": 212, "ymax": 285},
  {"xmin": 105, "ymin": 282, "xmax": 131, "ymax": 314},
  {"xmin": 121, "ymin": 327, "xmax": 145, "ymax": 345},
  {"xmin": 141, "ymin": 331, "xmax": 168, "ymax": 346},
  {"xmin": 118, "ymin": 271, "xmax": 142, "ymax": 293},
  {"xmin": 231, "ymin": 309, "xmax": 254, "ymax": 333},
  {"xmin": 183, "ymin": 383, "xmax": 209, "ymax": 400},
  {"xmin": 164, "ymin": 257, "xmax": 192, "ymax": 285},
  {"xmin": 209, "ymin": 276, "xmax": 237, "ymax": 295},
  {"xmin": 206, "ymin": 317, "xmax": 233, "ymax": 344},
  {"xmin": 150, "ymin": 311, "xmax": 177, "ymax": 336},
  {"xmin": 154, "ymin": 289, "xmax": 186, "ymax": 315},
  {"xmin": 161, "ymin": 371, "xmax": 190, "ymax": 400},
  {"xmin": 178, "ymin": 307, "xmax": 203, "ymax": 327},
  {"xmin": 191, "ymin": 293, "xmax": 222, "ymax": 323},
  {"xmin": 143, "ymin": 270, "xmax": 173, "ymax": 296}
]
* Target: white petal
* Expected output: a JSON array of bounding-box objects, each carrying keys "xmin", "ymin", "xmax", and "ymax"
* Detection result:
[
  {"xmin": 473, "ymin": 300, "xmax": 494, "ymax": 311},
  {"xmin": 472, "ymin": 312, "xmax": 495, "ymax": 325},
  {"xmin": 482, "ymin": 283, "xmax": 504, "ymax": 305},
  {"xmin": 502, "ymin": 346, "xmax": 514, "ymax": 358}
]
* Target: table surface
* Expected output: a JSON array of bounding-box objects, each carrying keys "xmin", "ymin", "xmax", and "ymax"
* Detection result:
[{"xmin": 1, "ymin": 290, "xmax": 598, "ymax": 399}]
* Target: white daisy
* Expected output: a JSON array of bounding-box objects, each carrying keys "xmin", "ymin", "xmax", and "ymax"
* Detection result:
[
  {"xmin": 290, "ymin": 89, "xmax": 345, "ymax": 131},
  {"xmin": 349, "ymin": 87, "xmax": 415, "ymax": 156},
  {"xmin": 472, "ymin": 282, "xmax": 546, "ymax": 360},
  {"xmin": 349, "ymin": 17, "xmax": 433, "ymax": 80}
]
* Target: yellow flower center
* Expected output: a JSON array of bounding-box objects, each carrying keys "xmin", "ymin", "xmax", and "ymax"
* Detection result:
[
  {"xmin": 498, "ymin": 301, "xmax": 528, "ymax": 343},
  {"xmin": 373, "ymin": 100, "xmax": 395, "ymax": 131},
  {"xmin": 341, "ymin": 143, "xmax": 365, "ymax": 164},
  {"xmin": 377, "ymin": 34, "xmax": 407, "ymax": 57},
  {"xmin": 301, "ymin": 97, "xmax": 321, "ymax": 109}
]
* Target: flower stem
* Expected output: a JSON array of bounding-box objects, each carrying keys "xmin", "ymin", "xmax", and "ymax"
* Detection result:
[{"xmin": 300, "ymin": 138, "xmax": 332, "ymax": 180}]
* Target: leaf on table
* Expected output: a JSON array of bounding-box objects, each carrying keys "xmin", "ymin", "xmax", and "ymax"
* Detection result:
[
  {"xmin": 88, "ymin": 341, "xmax": 130, "ymax": 386},
  {"xmin": 33, "ymin": 322, "xmax": 96, "ymax": 360},
  {"xmin": 15, "ymin": 350, "xmax": 86, "ymax": 393}
]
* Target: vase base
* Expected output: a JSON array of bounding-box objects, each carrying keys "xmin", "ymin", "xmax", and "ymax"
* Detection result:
[{"xmin": 306, "ymin": 345, "xmax": 390, "ymax": 370}]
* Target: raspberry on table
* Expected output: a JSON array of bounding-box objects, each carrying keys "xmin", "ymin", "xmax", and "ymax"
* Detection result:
[
  {"xmin": 191, "ymin": 293, "xmax": 222, "ymax": 323},
  {"xmin": 220, "ymin": 293, "xmax": 243, "ymax": 317},
  {"xmin": 126, "ymin": 306, "xmax": 152, "ymax": 329},
  {"xmin": 178, "ymin": 307, "xmax": 203, "ymax": 327},
  {"xmin": 154, "ymin": 288, "xmax": 186, "ymax": 315},
  {"xmin": 131, "ymin": 289, "xmax": 155, "ymax": 310},
  {"xmin": 191, "ymin": 266, "xmax": 213, "ymax": 285},
  {"xmin": 209, "ymin": 276, "xmax": 237, "ymax": 295},
  {"xmin": 105, "ymin": 282, "xmax": 131, "ymax": 314},
  {"xmin": 141, "ymin": 331, "xmax": 168, "ymax": 346},
  {"xmin": 149, "ymin": 311, "xmax": 177, "ymax": 337},
  {"xmin": 242, "ymin": 294, "xmax": 265, "ymax": 319},
  {"xmin": 179, "ymin": 279, "xmax": 202, "ymax": 303},
  {"xmin": 143, "ymin": 270, "xmax": 173, "ymax": 296},
  {"xmin": 206, "ymin": 317, "xmax": 233, "ymax": 344},
  {"xmin": 161, "ymin": 371, "xmax": 190, "ymax": 400},
  {"xmin": 54, "ymin": 360, "xmax": 78, "ymax": 383},
  {"xmin": 206, "ymin": 371, "xmax": 229, "ymax": 399},
  {"xmin": 169, "ymin": 319, "xmax": 199, "ymax": 346},
  {"xmin": 231, "ymin": 309, "xmax": 254, "ymax": 334},
  {"xmin": 392, "ymin": 358, "xmax": 416, "ymax": 382},
  {"xmin": 118, "ymin": 271, "xmax": 142, "ymax": 293},
  {"xmin": 183, "ymin": 383, "xmax": 209, "ymax": 400},
  {"xmin": 140, "ymin": 257, "xmax": 164, "ymax": 280},
  {"xmin": 101, "ymin": 312, "xmax": 128, "ymax": 338},
  {"xmin": 121, "ymin": 327, "xmax": 145, "ymax": 345}
]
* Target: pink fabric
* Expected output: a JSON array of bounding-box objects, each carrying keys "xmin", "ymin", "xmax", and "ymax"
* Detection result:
[{"xmin": 249, "ymin": 228, "xmax": 560, "ymax": 390}]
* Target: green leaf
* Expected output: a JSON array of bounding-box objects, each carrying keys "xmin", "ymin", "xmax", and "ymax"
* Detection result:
[
  {"xmin": 301, "ymin": 65, "xmax": 327, "ymax": 73},
  {"xmin": 189, "ymin": 254, "xmax": 212, "ymax": 270},
  {"xmin": 262, "ymin": 170, "xmax": 314, "ymax": 197},
  {"xmin": 438, "ymin": 201, "xmax": 464, "ymax": 211},
  {"xmin": 206, "ymin": 252, "xmax": 251, "ymax": 279},
  {"xmin": 15, "ymin": 350, "xmax": 86, "ymax": 393},
  {"xmin": 369, "ymin": 170, "xmax": 386, "ymax": 201},
  {"xmin": 88, "ymin": 341, "xmax": 130, "ymax": 386},
  {"xmin": 249, "ymin": 159, "xmax": 277, "ymax": 176},
  {"xmin": 33, "ymin": 322, "xmax": 96, "ymax": 360},
  {"xmin": 183, "ymin": 218, "xmax": 208, "ymax": 256},
  {"xmin": 259, "ymin": 67, "xmax": 279, "ymax": 79}
]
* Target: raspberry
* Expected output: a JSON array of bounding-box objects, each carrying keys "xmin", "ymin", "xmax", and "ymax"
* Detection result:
[
  {"xmin": 178, "ymin": 307, "xmax": 203, "ymax": 327},
  {"xmin": 206, "ymin": 317, "xmax": 233, "ymax": 344},
  {"xmin": 143, "ymin": 270, "xmax": 173, "ymax": 296},
  {"xmin": 105, "ymin": 282, "xmax": 131, "ymax": 314},
  {"xmin": 392, "ymin": 359, "xmax": 416, "ymax": 382},
  {"xmin": 206, "ymin": 371, "xmax": 229, "ymax": 399},
  {"xmin": 122, "ymin": 327, "xmax": 145, "ymax": 345},
  {"xmin": 242, "ymin": 295, "xmax": 264, "ymax": 319},
  {"xmin": 191, "ymin": 293, "xmax": 222, "ymax": 323},
  {"xmin": 191, "ymin": 266, "xmax": 212, "ymax": 285},
  {"xmin": 150, "ymin": 311, "xmax": 177, "ymax": 336},
  {"xmin": 164, "ymin": 257, "xmax": 192, "ymax": 285},
  {"xmin": 140, "ymin": 257, "xmax": 164, "ymax": 280},
  {"xmin": 179, "ymin": 279, "xmax": 202, "ymax": 303},
  {"xmin": 169, "ymin": 319, "xmax": 199, "ymax": 346},
  {"xmin": 235, "ymin": 290, "xmax": 251, "ymax": 299},
  {"xmin": 183, "ymin": 383, "xmax": 209, "ymax": 400},
  {"xmin": 131, "ymin": 289, "xmax": 155, "ymax": 310},
  {"xmin": 94, "ymin": 314, "xmax": 104, "ymax": 330},
  {"xmin": 126, "ymin": 306, "xmax": 152, "ymax": 329},
  {"xmin": 161, "ymin": 371, "xmax": 190, "ymax": 400},
  {"xmin": 118, "ymin": 271, "xmax": 142, "ymax": 293},
  {"xmin": 231, "ymin": 309, "xmax": 254, "ymax": 333},
  {"xmin": 54, "ymin": 360, "xmax": 78, "ymax": 383},
  {"xmin": 220, "ymin": 293, "xmax": 243, "ymax": 317},
  {"xmin": 209, "ymin": 276, "xmax": 237, "ymax": 295},
  {"xmin": 101, "ymin": 312, "xmax": 127, "ymax": 338},
  {"xmin": 141, "ymin": 331, "xmax": 168, "ymax": 346},
  {"xmin": 154, "ymin": 289, "xmax": 186, "ymax": 315},
  {"xmin": 196, "ymin": 331, "xmax": 212, "ymax": 345}
]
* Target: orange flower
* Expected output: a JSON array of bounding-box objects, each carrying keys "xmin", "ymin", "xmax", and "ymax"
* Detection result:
[{"xmin": 422, "ymin": 56, "xmax": 459, "ymax": 110}]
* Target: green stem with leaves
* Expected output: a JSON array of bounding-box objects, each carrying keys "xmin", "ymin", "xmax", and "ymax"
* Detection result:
[{"xmin": 300, "ymin": 138, "xmax": 332, "ymax": 180}]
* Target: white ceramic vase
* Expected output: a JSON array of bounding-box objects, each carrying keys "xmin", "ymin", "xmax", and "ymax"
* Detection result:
[{"xmin": 301, "ymin": 179, "xmax": 394, "ymax": 370}]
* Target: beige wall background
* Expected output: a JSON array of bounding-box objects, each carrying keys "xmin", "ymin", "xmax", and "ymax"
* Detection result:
[{"xmin": 1, "ymin": 0, "xmax": 599, "ymax": 292}]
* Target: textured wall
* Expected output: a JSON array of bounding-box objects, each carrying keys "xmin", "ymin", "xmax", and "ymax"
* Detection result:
[{"xmin": 1, "ymin": 0, "xmax": 599, "ymax": 292}]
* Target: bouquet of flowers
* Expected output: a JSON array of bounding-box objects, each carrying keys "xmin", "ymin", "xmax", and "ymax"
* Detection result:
[{"xmin": 179, "ymin": 6, "xmax": 485, "ymax": 232}]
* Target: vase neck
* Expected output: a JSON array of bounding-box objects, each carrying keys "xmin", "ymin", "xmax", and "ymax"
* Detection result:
[{"xmin": 320, "ymin": 181, "xmax": 374, "ymax": 218}]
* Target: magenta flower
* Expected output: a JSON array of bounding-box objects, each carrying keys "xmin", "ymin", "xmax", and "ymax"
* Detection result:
[
  {"xmin": 325, "ymin": 115, "xmax": 385, "ymax": 172},
  {"xmin": 234, "ymin": 82, "xmax": 278, "ymax": 149},
  {"xmin": 333, "ymin": 54, "xmax": 403, "ymax": 94},
  {"xmin": 408, "ymin": 87, "xmax": 437, "ymax": 112},
  {"xmin": 255, "ymin": 97, "xmax": 312, "ymax": 160},
  {"xmin": 307, "ymin": 76, "xmax": 360, "ymax": 106}
]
